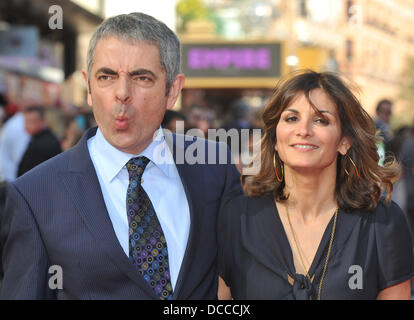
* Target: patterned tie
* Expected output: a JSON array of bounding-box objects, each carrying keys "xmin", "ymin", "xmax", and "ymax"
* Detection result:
[{"xmin": 126, "ymin": 156, "xmax": 173, "ymax": 300}]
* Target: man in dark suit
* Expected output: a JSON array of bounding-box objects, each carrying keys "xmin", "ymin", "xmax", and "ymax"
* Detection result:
[
  {"xmin": 17, "ymin": 106, "xmax": 62, "ymax": 177},
  {"xmin": 0, "ymin": 13, "xmax": 241, "ymax": 299}
]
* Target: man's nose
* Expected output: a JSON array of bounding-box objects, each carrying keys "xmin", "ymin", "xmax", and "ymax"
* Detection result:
[{"xmin": 115, "ymin": 75, "xmax": 131, "ymax": 104}]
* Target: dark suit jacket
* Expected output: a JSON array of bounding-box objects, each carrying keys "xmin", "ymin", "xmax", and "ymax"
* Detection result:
[
  {"xmin": 17, "ymin": 128, "xmax": 62, "ymax": 177},
  {"xmin": 0, "ymin": 127, "xmax": 242, "ymax": 299}
]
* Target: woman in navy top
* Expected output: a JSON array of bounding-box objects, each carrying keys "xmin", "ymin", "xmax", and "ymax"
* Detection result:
[{"xmin": 218, "ymin": 71, "xmax": 414, "ymax": 300}]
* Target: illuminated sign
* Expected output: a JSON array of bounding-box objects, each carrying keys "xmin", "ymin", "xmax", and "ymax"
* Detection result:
[{"xmin": 182, "ymin": 42, "xmax": 281, "ymax": 78}]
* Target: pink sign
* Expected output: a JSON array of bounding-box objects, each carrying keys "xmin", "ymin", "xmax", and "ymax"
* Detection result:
[{"xmin": 188, "ymin": 48, "xmax": 271, "ymax": 70}]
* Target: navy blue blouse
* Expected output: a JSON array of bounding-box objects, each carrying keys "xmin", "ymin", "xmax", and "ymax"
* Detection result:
[{"xmin": 218, "ymin": 192, "xmax": 414, "ymax": 300}]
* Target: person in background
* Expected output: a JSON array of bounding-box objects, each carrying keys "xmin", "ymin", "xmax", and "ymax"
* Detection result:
[
  {"xmin": 389, "ymin": 126, "xmax": 413, "ymax": 212},
  {"xmin": 161, "ymin": 109, "xmax": 186, "ymax": 133},
  {"xmin": 224, "ymin": 99, "xmax": 254, "ymax": 132},
  {"xmin": 186, "ymin": 104, "xmax": 215, "ymax": 137},
  {"xmin": 0, "ymin": 93, "xmax": 7, "ymax": 126},
  {"xmin": 374, "ymin": 99, "xmax": 394, "ymax": 155},
  {"xmin": 17, "ymin": 106, "xmax": 61, "ymax": 177},
  {"xmin": 0, "ymin": 103, "xmax": 30, "ymax": 182},
  {"xmin": 61, "ymin": 115, "xmax": 86, "ymax": 151},
  {"xmin": 218, "ymin": 70, "xmax": 414, "ymax": 300}
]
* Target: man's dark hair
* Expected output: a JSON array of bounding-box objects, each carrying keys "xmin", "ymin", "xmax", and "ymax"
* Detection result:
[
  {"xmin": 0, "ymin": 93, "xmax": 7, "ymax": 107},
  {"xmin": 25, "ymin": 106, "xmax": 46, "ymax": 119},
  {"xmin": 161, "ymin": 109, "xmax": 186, "ymax": 127}
]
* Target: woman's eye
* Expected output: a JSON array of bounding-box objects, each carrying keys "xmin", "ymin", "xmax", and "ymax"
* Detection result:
[
  {"xmin": 285, "ymin": 116, "xmax": 298, "ymax": 122},
  {"xmin": 315, "ymin": 118, "xmax": 329, "ymax": 125}
]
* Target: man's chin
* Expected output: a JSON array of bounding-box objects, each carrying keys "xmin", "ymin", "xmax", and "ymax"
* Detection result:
[{"xmin": 112, "ymin": 138, "xmax": 153, "ymax": 155}]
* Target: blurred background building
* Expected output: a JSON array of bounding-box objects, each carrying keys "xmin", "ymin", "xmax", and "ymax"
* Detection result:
[
  {"xmin": 177, "ymin": 0, "xmax": 414, "ymax": 129},
  {"xmin": 1, "ymin": 0, "xmax": 413, "ymax": 128},
  {"xmin": 0, "ymin": 0, "xmax": 104, "ymax": 136}
]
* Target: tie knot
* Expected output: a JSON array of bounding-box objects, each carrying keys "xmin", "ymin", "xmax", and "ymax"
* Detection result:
[{"xmin": 126, "ymin": 156, "xmax": 150, "ymax": 180}]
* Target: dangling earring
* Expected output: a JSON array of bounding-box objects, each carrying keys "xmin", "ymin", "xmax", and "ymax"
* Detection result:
[
  {"xmin": 344, "ymin": 153, "xmax": 360, "ymax": 179},
  {"xmin": 273, "ymin": 152, "xmax": 284, "ymax": 182}
]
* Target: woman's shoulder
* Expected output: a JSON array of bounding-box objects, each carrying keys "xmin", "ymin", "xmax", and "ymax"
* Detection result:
[
  {"xmin": 370, "ymin": 198, "xmax": 413, "ymax": 249},
  {"xmin": 372, "ymin": 198, "xmax": 407, "ymax": 224},
  {"xmin": 222, "ymin": 191, "xmax": 274, "ymax": 212},
  {"xmin": 346, "ymin": 198, "xmax": 406, "ymax": 224},
  {"xmin": 370, "ymin": 199, "xmax": 414, "ymax": 290},
  {"xmin": 219, "ymin": 192, "xmax": 275, "ymax": 228}
]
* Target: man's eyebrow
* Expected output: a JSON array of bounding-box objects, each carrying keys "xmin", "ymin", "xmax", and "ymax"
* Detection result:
[
  {"xmin": 95, "ymin": 67, "xmax": 118, "ymax": 76},
  {"xmin": 128, "ymin": 69, "xmax": 157, "ymax": 79},
  {"xmin": 94, "ymin": 68, "xmax": 157, "ymax": 79}
]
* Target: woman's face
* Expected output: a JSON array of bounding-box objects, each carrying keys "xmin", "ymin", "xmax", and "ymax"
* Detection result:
[{"xmin": 275, "ymin": 89, "xmax": 350, "ymax": 174}]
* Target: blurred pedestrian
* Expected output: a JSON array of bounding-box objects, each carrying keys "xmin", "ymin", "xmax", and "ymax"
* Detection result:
[
  {"xmin": 61, "ymin": 115, "xmax": 86, "ymax": 151},
  {"xmin": 186, "ymin": 104, "xmax": 215, "ymax": 137},
  {"xmin": 225, "ymin": 99, "xmax": 254, "ymax": 131},
  {"xmin": 389, "ymin": 126, "xmax": 413, "ymax": 211},
  {"xmin": 0, "ymin": 104, "xmax": 30, "ymax": 182},
  {"xmin": 17, "ymin": 106, "xmax": 61, "ymax": 177},
  {"xmin": 161, "ymin": 109, "xmax": 186, "ymax": 133},
  {"xmin": 0, "ymin": 93, "xmax": 7, "ymax": 127},
  {"xmin": 374, "ymin": 99, "xmax": 394, "ymax": 154},
  {"xmin": 388, "ymin": 126, "xmax": 412, "ymax": 161}
]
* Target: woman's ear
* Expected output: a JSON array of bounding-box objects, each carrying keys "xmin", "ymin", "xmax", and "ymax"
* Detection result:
[{"xmin": 338, "ymin": 136, "xmax": 352, "ymax": 156}]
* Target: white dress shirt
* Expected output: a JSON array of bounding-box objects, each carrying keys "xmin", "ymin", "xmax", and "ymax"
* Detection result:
[
  {"xmin": 87, "ymin": 127, "xmax": 190, "ymax": 290},
  {"xmin": 0, "ymin": 112, "xmax": 30, "ymax": 182}
]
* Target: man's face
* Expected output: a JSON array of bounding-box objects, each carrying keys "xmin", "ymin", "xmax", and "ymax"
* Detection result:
[
  {"xmin": 83, "ymin": 37, "xmax": 184, "ymax": 154},
  {"xmin": 379, "ymin": 103, "xmax": 392, "ymax": 124},
  {"xmin": 25, "ymin": 112, "xmax": 45, "ymax": 136}
]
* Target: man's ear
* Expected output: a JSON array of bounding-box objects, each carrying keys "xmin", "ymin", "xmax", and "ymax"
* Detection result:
[
  {"xmin": 166, "ymin": 74, "xmax": 185, "ymax": 110},
  {"xmin": 338, "ymin": 136, "xmax": 352, "ymax": 155},
  {"xmin": 82, "ymin": 70, "xmax": 92, "ymax": 107}
]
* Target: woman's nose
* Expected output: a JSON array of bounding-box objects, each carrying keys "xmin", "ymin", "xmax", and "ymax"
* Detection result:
[{"xmin": 295, "ymin": 119, "xmax": 313, "ymax": 137}]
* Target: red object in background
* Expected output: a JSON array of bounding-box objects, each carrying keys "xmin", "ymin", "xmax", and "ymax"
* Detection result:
[{"xmin": 5, "ymin": 102, "xmax": 19, "ymax": 117}]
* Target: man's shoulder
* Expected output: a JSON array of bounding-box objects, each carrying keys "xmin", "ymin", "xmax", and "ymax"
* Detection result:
[
  {"xmin": 13, "ymin": 147, "xmax": 74, "ymax": 189},
  {"xmin": 166, "ymin": 131, "xmax": 225, "ymax": 148}
]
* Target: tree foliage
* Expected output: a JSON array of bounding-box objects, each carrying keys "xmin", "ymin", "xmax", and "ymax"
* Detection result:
[{"xmin": 176, "ymin": 0, "xmax": 210, "ymax": 32}]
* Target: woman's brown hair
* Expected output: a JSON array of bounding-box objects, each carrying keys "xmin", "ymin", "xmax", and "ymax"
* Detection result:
[{"xmin": 242, "ymin": 70, "xmax": 400, "ymax": 212}]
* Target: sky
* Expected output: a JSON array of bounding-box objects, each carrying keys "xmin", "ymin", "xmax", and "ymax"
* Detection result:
[{"xmin": 104, "ymin": 0, "xmax": 177, "ymax": 30}]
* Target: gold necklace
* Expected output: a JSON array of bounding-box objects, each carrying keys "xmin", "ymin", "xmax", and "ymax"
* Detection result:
[
  {"xmin": 284, "ymin": 202, "xmax": 338, "ymax": 300},
  {"xmin": 285, "ymin": 204, "xmax": 312, "ymax": 281}
]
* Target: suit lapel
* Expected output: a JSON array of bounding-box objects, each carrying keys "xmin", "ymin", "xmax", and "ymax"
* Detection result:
[
  {"xmin": 164, "ymin": 132, "xmax": 200, "ymax": 299},
  {"xmin": 60, "ymin": 127, "xmax": 157, "ymax": 298}
]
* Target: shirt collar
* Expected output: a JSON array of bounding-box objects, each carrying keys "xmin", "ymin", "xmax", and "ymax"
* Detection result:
[{"xmin": 92, "ymin": 127, "xmax": 172, "ymax": 182}]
